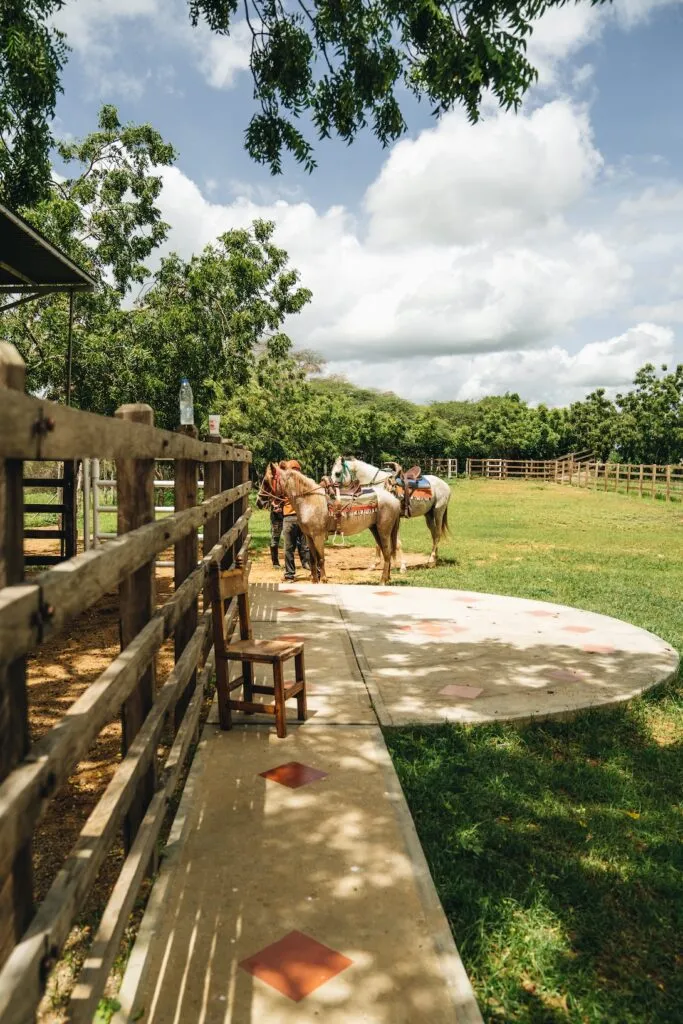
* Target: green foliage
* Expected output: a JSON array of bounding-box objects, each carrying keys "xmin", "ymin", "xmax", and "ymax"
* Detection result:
[
  {"xmin": 191, "ymin": 0, "xmax": 611, "ymax": 175},
  {"xmin": 615, "ymin": 363, "xmax": 683, "ymax": 465},
  {"xmin": 2, "ymin": 106, "xmax": 176, "ymax": 406},
  {"xmin": 1, "ymin": 0, "xmax": 612, "ymax": 204},
  {"xmin": 138, "ymin": 220, "xmax": 312, "ymax": 427},
  {"xmin": 379, "ymin": 478, "xmax": 683, "ymax": 1023},
  {"xmin": 0, "ymin": 1, "xmax": 67, "ymax": 208}
]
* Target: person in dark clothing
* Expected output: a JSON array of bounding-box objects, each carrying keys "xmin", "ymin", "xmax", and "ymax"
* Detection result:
[
  {"xmin": 279, "ymin": 459, "xmax": 311, "ymax": 581},
  {"xmin": 269, "ymin": 506, "xmax": 284, "ymax": 567}
]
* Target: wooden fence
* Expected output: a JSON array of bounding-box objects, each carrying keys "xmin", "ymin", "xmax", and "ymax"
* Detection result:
[
  {"xmin": 0, "ymin": 342, "xmax": 252, "ymax": 1022},
  {"xmin": 425, "ymin": 458, "xmax": 458, "ymax": 478},
  {"xmin": 465, "ymin": 456, "xmax": 683, "ymax": 501}
]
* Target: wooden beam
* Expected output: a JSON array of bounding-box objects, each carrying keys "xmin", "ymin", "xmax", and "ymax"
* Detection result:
[
  {"xmin": 0, "ymin": 511, "xmax": 251, "ymax": 886},
  {"xmin": 116, "ymin": 404, "xmax": 156, "ymax": 853},
  {"xmin": 0, "ymin": 616, "xmax": 209, "ymax": 1024},
  {"xmin": 0, "ymin": 486, "xmax": 251, "ymax": 663},
  {"xmin": 174, "ymin": 425, "xmax": 198, "ymax": 731},
  {"xmin": 0, "ymin": 343, "xmax": 33, "ymax": 972},
  {"xmin": 0, "ymin": 389, "xmax": 252, "ymax": 463},
  {"xmin": 67, "ymin": 604, "xmax": 238, "ymax": 1023}
]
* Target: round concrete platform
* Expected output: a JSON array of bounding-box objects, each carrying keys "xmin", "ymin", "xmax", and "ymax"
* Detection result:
[{"xmin": 270, "ymin": 584, "xmax": 679, "ymax": 726}]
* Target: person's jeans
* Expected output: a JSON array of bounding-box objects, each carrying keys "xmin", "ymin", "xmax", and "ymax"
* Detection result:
[
  {"xmin": 270, "ymin": 510, "xmax": 283, "ymax": 547},
  {"xmin": 283, "ymin": 515, "xmax": 310, "ymax": 578}
]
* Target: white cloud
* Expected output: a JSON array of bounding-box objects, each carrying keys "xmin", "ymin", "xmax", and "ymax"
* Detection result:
[
  {"xmin": 196, "ymin": 21, "xmax": 253, "ymax": 89},
  {"xmin": 53, "ymin": 0, "xmax": 252, "ymax": 98},
  {"xmin": 364, "ymin": 100, "xmax": 602, "ymax": 248},
  {"xmin": 155, "ymin": 98, "xmax": 635, "ymax": 389},
  {"xmin": 55, "ymin": 0, "xmax": 161, "ymax": 57},
  {"xmin": 619, "ymin": 186, "xmax": 683, "ymax": 218},
  {"xmin": 327, "ymin": 324, "xmax": 675, "ymax": 406},
  {"xmin": 527, "ymin": 4, "xmax": 604, "ymax": 86}
]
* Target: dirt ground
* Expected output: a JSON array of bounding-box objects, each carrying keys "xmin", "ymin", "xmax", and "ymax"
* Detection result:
[
  {"xmin": 249, "ymin": 540, "xmax": 431, "ymax": 584},
  {"xmin": 20, "ymin": 534, "xmax": 430, "ymax": 1020}
]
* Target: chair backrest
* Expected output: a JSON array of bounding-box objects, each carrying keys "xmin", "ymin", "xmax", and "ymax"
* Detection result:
[
  {"xmin": 216, "ymin": 566, "xmax": 249, "ymax": 599},
  {"xmin": 208, "ymin": 561, "xmax": 253, "ymax": 652}
]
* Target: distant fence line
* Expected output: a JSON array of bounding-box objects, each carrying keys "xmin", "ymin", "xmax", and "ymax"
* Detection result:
[{"xmin": 464, "ymin": 457, "xmax": 683, "ymax": 501}]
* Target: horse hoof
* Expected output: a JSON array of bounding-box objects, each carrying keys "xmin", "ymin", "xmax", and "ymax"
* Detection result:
[{"xmin": 400, "ymin": 564, "xmax": 407, "ymax": 574}]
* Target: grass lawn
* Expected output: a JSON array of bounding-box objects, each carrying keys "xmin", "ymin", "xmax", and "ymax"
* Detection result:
[{"xmin": 254, "ymin": 480, "xmax": 683, "ymax": 1023}]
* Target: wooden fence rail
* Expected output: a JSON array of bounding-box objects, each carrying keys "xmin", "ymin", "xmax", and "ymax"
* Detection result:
[
  {"xmin": 465, "ymin": 456, "xmax": 683, "ymax": 501},
  {"xmin": 0, "ymin": 343, "xmax": 252, "ymax": 1023}
]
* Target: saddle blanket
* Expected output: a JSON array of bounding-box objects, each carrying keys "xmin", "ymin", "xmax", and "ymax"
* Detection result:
[
  {"xmin": 405, "ymin": 476, "xmax": 432, "ymax": 490},
  {"xmin": 327, "ymin": 487, "xmax": 378, "ymax": 518},
  {"xmin": 396, "ymin": 479, "xmax": 432, "ymax": 500}
]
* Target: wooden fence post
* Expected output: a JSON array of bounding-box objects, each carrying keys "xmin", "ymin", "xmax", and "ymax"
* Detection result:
[
  {"xmin": 639, "ymin": 464, "xmax": 644, "ymax": 497},
  {"xmin": 0, "ymin": 343, "xmax": 34, "ymax": 970},
  {"xmin": 238, "ymin": 452, "xmax": 250, "ymax": 552},
  {"xmin": 615, "ymin": 464, "xmax": 620, "ymax": 492},
  {"xmin": 116, "ymin": 403, "xmax": 156, "ymax": 852},
  {"xmin": 626, "ymin": 464, "xmax": 631, "ymax": 495},
  {"xmin": 666, "ymin": 464, "xmax": 671, "ymax": 502},
  {"xmin": 174, "ymin": 425, "xmax": 199, "ymax": 731},
  {"xmin": 62, "ymin": 460, "xmax": 78, "ymax": 558},
  {"xmin": 202, "ymin": 434, "xmax": 223, "ymax": 617},
  {"xmin": 221, "ymin": 444, "xmax": 236, "ymax": 570},
  {"xmin": 651, "ymin": 466, "xmax": 656, "ymax": 499}
]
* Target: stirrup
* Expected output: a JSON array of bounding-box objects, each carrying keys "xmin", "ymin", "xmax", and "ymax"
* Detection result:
[{"xmin": 332, "ymin": 531, "xmax": 348, "ymax": 547}]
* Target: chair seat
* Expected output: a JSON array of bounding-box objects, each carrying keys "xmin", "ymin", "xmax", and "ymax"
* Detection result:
[{"xmin": 222, "ymin": 637, "xmax": 304, "ymax": 663}]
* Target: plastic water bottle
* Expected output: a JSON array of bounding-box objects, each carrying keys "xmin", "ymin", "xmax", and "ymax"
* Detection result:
[{"xmin": 179, "ymin": 378, "xmax": 194, "ymax": 426}]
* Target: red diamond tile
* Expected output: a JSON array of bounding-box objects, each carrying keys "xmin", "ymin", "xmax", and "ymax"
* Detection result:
[
  {"xmin": 276, "ymin": 634, "xmax": 306, "ymax": 642},
  {"xmin": 440, "ymin": 684, "xmax": 484, "ymax": 699},
  {"xmin": 279, "ymin": 606, "xmax": 305, "ymax": 613},
  {"xmin": 583, "ymin": 643, "xmax": 617, "ymax": 654},
  {"xmin": 260, "ymin": 761, "xmax": 328, "ymax": 788},
  {"xmin": 240, "ymin": 930, "xmax": 352, "ymax": 1002},
  {"xmin": 546, "ymin": 668, "xmax": 586, "ymax": 682},
  {"xmin": 527, "ymin": 609, "xmax": 556, "ymax": 617},
  {"xmin": 562, "ymin": 625, "xmax": 593, "ymax": 634},
  {"xmin": 375, "ymin": 590, "xmax": 399, "ymax": 597},
  {"xmin": 452, "ymin": 595, "xmax": 479, "ymax": 603},
  {"xmin": 415, "ymin": 620, "xmax": 469, "ymax": 637}
]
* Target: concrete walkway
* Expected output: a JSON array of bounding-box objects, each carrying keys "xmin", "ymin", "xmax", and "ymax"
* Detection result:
[{"xmin": 114, "ymin": 584, "xmax": 676, "ymax": 1024}]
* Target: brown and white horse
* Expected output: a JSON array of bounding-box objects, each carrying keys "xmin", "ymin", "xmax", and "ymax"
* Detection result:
[{"xmin": 261, "ymin": 463, "xmax": 401, "ymax": 584}]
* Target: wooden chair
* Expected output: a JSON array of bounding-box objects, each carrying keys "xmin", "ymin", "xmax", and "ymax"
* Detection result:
[{"xmin": 209, "ymin": 563, "xmax": 306, "ymax": 738}]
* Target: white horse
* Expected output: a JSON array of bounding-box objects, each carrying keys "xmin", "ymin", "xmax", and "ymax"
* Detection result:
[{"xmin": 330, "ymin": 456, "xmax": 451, "ymax": 571}]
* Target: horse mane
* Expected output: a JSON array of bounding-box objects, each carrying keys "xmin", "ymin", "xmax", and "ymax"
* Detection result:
[{"xmin": 281, "ymin": 468, "xmax": 322, "ymax": 497}]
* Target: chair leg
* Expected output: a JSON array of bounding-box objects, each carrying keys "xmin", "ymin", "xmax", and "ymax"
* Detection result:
[
  {"xmin": 243, "ymin": 659, "xmax": 255, "ymax": 714},
  {"xmin": 273, "ymin": 659, "xmax": 287, "ymax": 738},
  {"xmin": 295, "ymin": 651, "xmax": 307, "ymax": 722},
  {"xmin": 215, "ymin": 656, "xmax": 233, "ymax": 731}
]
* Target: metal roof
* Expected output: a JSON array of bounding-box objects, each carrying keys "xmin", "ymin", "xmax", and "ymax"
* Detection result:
[{"xmin": 0, "ymin": 203, "xmax": 97, "ymax": 295}]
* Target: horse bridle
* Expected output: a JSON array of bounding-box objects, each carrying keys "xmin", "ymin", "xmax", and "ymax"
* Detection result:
[
  {"xmin": 340, "ymin": 457, "xmax": 384, "ymax": 487},
  {"xmin": 257, "ymin": 467, "xmax": 285, "ymax": 512},
  {"xmin": 264, "ymin": 464, "xmax": 326, "ymax": 504}
]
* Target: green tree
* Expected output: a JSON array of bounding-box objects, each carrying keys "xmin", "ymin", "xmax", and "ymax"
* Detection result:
[
  {"xmin": 2, "ymin": 106, "xmax": 176, "ymax": 404},
  {"xmin": 614, "ymin": 363, "xmax": 683, "ymax": 464},
  {"xmin": 0, "ymin": 1, "xmax": 67, "ymax": 208},
  {"xmin": 2, "ymin": 0, "xmax": 611, "ymax": 208},
  {"xmin": 564, "ymin": 388, "xmax": 617, "ymax": 461},
  {"xmin": 134, "ymin": 220, "xmax": 313, "ymax": 428}
]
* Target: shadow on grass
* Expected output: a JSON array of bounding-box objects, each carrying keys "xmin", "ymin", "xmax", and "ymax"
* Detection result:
[{"xmin": 386, "ymin": 692, "xmax": 683, "ymax": 1023}]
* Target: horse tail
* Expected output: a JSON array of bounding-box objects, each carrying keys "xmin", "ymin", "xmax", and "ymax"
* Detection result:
[
  {"xmin": 440, "ymin": 502, "xmax": 450, "ymax": 538},
  {"xmin": 391, "ymin": 515, "xmax": 400, "ymax": 558}
]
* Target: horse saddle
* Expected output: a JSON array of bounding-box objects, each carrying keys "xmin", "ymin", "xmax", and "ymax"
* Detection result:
[
  {"xmin": 392, "ymin": 465, "xmax": 432, "ymax": 518},
  {"xmin": 326, "ymin": 488, "xmax": 378, "ymax": 531}
]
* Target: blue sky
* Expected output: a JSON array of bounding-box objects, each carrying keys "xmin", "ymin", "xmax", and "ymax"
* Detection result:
[{"xmin": 52, "ymin": 0, "xmax": 683, "ymax": 404}]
